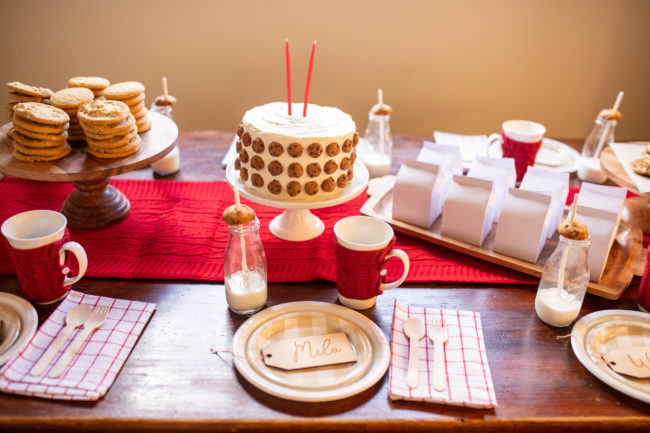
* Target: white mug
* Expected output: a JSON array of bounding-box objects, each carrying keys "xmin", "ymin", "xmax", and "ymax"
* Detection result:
[
  {"xmin": 2, "ymin": 210, "xmax": 88, "ymax": 303},
  {"xmin": 334, "ymin": 216, "xmax": 410, "ymax": 310}
]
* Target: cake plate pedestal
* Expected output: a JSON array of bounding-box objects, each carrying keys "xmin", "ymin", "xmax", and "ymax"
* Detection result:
[
  {"xmin": 0, "ymin": 112, "xmax": 178, "ymax": 230},
  {"xmin": 226, "ymin": 163, "xmax": 369, "ymax": 241},
  {"xmin": 600, "ymin": 146, "xmax": 650, "ymax": 235}
]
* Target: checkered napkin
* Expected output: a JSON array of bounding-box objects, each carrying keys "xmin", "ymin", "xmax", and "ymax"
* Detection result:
[
  {"xmin": 0, "ymin": 290, "xmax": 155, "ymax": 401},
  {"xmin": 389, "ymin": 299, "xmax": 497, "ymax": 408}
]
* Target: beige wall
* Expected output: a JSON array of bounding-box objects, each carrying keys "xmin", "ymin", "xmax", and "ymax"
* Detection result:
[{"xmin": 1, "ymin": 0, "xmax": 648, "ymax": 141}]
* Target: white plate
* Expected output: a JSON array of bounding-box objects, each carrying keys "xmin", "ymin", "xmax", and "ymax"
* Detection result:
[
  {"xmin": 0, "ymin": 292, "xmax": 38, "ymax": 366},
  {"xmin": 232, "ymin": 301, "xmax": 390, "ymax": 402},
  {"xmin": 488, "ymin": 137, "xmax": 580, "ymax": 173},
  {"xmin": 571, "ymin": 309, "xmax": 650, "ymax": 403}
]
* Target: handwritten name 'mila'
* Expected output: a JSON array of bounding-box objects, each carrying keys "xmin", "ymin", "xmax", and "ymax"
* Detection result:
[{"xmin": 293, "ymin": 338, "xmax": 341, "ymax": 363}]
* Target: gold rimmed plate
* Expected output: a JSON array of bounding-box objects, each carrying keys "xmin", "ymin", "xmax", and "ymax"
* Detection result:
[
  {"xmin": 572, "ymin": 309, "xmax": 650, "ymax": 403},
  {"xmin": 232, "ymin": 301, "xmax": 389, "ymax": 402}
]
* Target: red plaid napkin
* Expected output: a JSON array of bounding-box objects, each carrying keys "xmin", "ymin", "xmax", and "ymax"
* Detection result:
[
  {"xmin": 0, "ymin": 291, "xmax": 155, "ymax": 401},
  {"xmin": 389, "ymin": 299, "xmax": 497, "ymax": 408}
]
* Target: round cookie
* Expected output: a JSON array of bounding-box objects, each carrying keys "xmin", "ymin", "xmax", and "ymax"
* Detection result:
[
  {"xmin": 347, "ymin": 168, "xmax": 354, "ymax": 180},
  {"xmin": 557, "ymin": 220, "xmax": 589, "ymax": 240},
  {"xmin": 304, "ymin": 181, "xmax": 319, "ymax": 196},
  {"xmin": 324, "ymin": 160, "xmax": 337, "ymax": 175},
  {"xmin": 288, "ymin": 162, "xmax": 303, "ymax": 178},
  {"xmin": 87, "ymin": 135, "xmax": 141, "ymax": 159},
  {"xmin": 121, "ymin": 92, "xmax": 146, "ymax": 106},
  {"xmin": 350, "ymin": 150, "xmax": 357, "ymax": 164},
  {"xmin": 236, "ymin": 123, "xmax": 244, "ymax": 138},
  {"xmin": 286, "ymin": 181, "xmax": 301, "ymax": 197},
  {"xmin": 288, "ymin": 143, "xmax": 303, "ymax": 158},
  {"xmin": 235, "ymin": 157, "xmax": 241, "ymax": 170},
  {"xmin": 337, "ymin": 174, "xmax": 349, "ymax": 188},
  {"xmin": 131, "ymin": 106, "xmax": 148, "ymax": 119},
  {"xmin": 236, "ymin": 140, "xmax": 242, "ymax": 153},
  {"xmin": 353, "ymin": 133, "xmax": 359, "ymax": 146},
  {"xmin": 240, "ymin": 149, "xmax": 249, "ymax": 163},
  {"xmin": 307, "ymin": 143, "xmax": 323, "ymax": 158},
  {"xmin": 250, "ymin": 155, "xmax": 265, "ymax": 170},
  {"xmin": 340, "ymin": 157, "xmax": 351, "ymax": 170},
  {"xmin": 12, "ymin": 124, "xmax": 66, "ymax": 141},
  {"xmin": 242, "ymin": 132, "xmax": 251, "ymax": 147},
  {"xmin": 13, "ymin": 141, "xmax": 69, "ymax": 157},
  {"xmin": 251, "ymin": 173, "xmax": 264, "ymax": 187},
  {"xmin": 13, "ymin": 130, "xmax": 67, "ymax": 148},
  {"xmin": 268, "ymin": 160, "xmax": 283, "ymax": 176},
  {"xmin": 13, "ymin": 102, "xmax": 69, "ymax": 125},
  {"xmin": 87, "ymin": 130, "xmax": 138, "ymax": 149},
  {"xmin": 136, "ymin": 117, "xmax": 152, "ymax": 133},
  {"xmin": 12, "ymin": 115, "xmax": 68, "ymax": 134},
  {"xmin": 128, "ymin": 101, "xmax": 146, "ymax": 114},
  {"xmin": 252, "ymin": 138, "xmax": 265, "ymax": 154},
  {"xmin": 221, "ymin": 204, "xmax": 256, "ymax": 225},
  {"xmin": 306, "ymin": 162, "xmax": 321, "ymax": 178},
  {"xmin": 81, "ymin": 116, "xmax": 135, "ymax": 137},
  {"xmin": 13, "ymin": 143, "xmax": 70, "ymax": 162},
  {"xmin": 321, "ymin": 177, "xmax": 335, "ymax": 192},
  {"xmin": 630, "ymin": 156, "xmax": 650, "ymax": 177},
  {"xmin": 7, "ymin": 92, "xmax": 42, "ymax": 102},
  {"xmin": 267, "ymin": 180, "xmax": 282, "ymax": 195},
  {"xmin": 67, "ymin": 76, "xmax": 110, "ymax": 90},
  {"xmin": 342, "ymin": 139, "xmax": 353, "ymax": 153},
  {"xmin": 103, "ymin": 81, "xmax": 145, "ymax": 100},
  {"xmin": 240, "ymin": 167, "xmax": 249, "ymax": 181},
  {"xmin": 326, "ymin": 142, "xmax": 340, "ymax": 157},
  {"xmin": 50, "ymin": 87, "xmax": 94, "ymax": 109},
  {"xmin": 268, "ymin": 142, "xmax": 283, "ymax": 157},
  {"xmin": 78, "ymin": 100, "xmax": 130, "ymax": 125},
  {"xmin": 6, "ymin": 81, "xmax": 53, "ymax": 98}
]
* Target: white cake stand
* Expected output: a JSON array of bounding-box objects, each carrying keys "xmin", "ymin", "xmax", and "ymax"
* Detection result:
[{"xmin": 226, "ymin": 163, "xmax": 369, "ymax": 241}]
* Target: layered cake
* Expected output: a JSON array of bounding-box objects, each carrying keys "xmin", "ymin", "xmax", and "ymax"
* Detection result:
[{"xmin": 235, "ymin": 102, "xmax": 358, "ymax": 200}]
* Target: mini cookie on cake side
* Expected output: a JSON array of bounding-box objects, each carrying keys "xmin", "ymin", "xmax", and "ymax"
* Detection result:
[{"xmin": 234, "ymin": 102, "xmax": 359, "ymax": 201}]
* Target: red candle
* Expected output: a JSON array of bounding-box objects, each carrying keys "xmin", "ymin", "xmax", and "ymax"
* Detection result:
[
  {"xmin": 303, "ymin": 40, "xmax": 317, "ymax": 117},
  {"xmin": 285, "ymin": 38, "xmax": 291, "ymax": 116}
]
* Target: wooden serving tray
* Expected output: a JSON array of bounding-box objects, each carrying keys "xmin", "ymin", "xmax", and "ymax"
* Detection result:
[{"xmin": 360, "ymin": 178, "xmax": 643, "ymax": 300}]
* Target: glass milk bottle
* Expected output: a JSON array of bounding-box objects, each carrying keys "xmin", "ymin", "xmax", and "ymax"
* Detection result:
[
  {"xmin": 359, "ymin": 89, "xmax": 393, "ymax": 178},
  {"xmin": 535, "ymin": 235, "xmax": 591, "ymax": 327},
  {"xmin": 151, "ymin": 94, "xmax": 181, "ymax": 175},
  {"xmin": 224, "ymin": 217, "xmax": 267, "ymax": 315},
  {"xmin": 577, "ymin": 97, "xmax": 622, "ymax": 184}
]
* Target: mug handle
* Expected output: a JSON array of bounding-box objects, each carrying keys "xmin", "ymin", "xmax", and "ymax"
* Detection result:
[
  {"xmin": 487, "ymin": 133, "xmax": 502, "ymax": 158},
  {"xmin": 58, "ymin": 241, "xmax": 88, "ymax": 287},
  {"xmin": 379, "ymin": 249, "xmax": 410, "ymax": 291}
]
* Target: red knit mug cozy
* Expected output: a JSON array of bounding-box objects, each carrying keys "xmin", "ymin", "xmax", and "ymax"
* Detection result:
[
  {"xmin": 3, "ymin": 229, "xmax": 81, "ymax": 304},
  {"xmin": 501, "ymin": 130, "xmax": 542, "ymax": 182}
]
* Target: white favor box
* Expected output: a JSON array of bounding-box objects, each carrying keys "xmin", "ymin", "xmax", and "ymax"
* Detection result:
[
  {"xmin": 440, "ymin": 175, "xmax": 495, "ymax": 246},
  {"xmin": 417, "ymin": 141, "xmax": 464, "ymax": 175},
  {"xmin": 466, "ymin": 156, "xmax": 516, "ymax": 223},
  {"xmin": 433, "ymin": 131, "xmax": 489, "ymax": 163},
  {"xmin": 519, "ymin": 166, "xmax": 569, "ymax": 239},
  {"xmin": 493, "ymin": 188, "xmax": 552, "ymax": 263},
  {"xmin": 575, "ymin": 205, "xmax": 619, "ymax": 282},
  {"xmin": 392, "ymin": 160, "xmax": 451, "ymax": 228},
  {"xmin": 576, "ymin": 183, "xmax": 626, "ymax": 282}
]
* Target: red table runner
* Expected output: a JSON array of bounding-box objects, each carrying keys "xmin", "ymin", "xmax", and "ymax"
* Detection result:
[{"xmin": 0, "ymin": 177, "xmax": 585, "ymax": 285}]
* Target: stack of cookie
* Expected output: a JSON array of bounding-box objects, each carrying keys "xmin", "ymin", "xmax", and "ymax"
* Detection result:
[
  {"xmin": 104, "ymin": 81, "xmax": 151, "ymax": 133},
  {"xmin": 49, "ymin": 88, "xmax": 94, "ymax": 143},
  {"xmin": 6, "ymin": 81, "xmax": 52, "ymax": 122},
  {"xmin": 78, "ymin": 100, "xmax": 141, "ymax": 159},
  {"xmin": 67, "ymin": 76, "xmax": 110, "ymax": 99},
  {"xmin": 10, "ymin": 102, "xmax": 70, "ymax": 162}
]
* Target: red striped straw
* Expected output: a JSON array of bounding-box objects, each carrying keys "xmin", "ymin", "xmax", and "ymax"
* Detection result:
[
  {"xmin": 303, "ymin": 40, "xmax": 317, "ymax": 117},
  {"xmin": 285, "ymin": 38, "xmax": 291, "ymax": 115}
]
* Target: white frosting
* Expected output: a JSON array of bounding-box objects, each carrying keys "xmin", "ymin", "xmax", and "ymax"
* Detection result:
[{"xmin": 237, "ymin": 102, "xmax": 357, "ymax": 201}]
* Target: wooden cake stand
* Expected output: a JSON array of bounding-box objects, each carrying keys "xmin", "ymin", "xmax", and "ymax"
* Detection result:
[
  {"xmin": 600, "ymin": 146, "xmax": 650, "ymax": 235},
  {"xmin": 0, "ymin": 112, "xmax": 178, "ymax": 229}
]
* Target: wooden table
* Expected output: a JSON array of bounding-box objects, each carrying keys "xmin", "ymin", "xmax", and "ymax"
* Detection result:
[{"xmin": 0, "ymin": 133, "xmax": 648, "ymax": 432}]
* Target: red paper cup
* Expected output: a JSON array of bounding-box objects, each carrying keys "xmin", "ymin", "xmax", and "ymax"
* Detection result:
[
  {"xmin": 334, "ymin": 216, "xmax": 409, "ymax": 310},
  {"xmin": 1, "ymin": 210, "xmax": 88, "ymax": 304},
  {"xmin": 493, "ymin": 120, "xmax": 545, "ymax": 181},
  {"xmin": 638, "ymin": 248, "xmax": 650, "ymax": 312}
]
